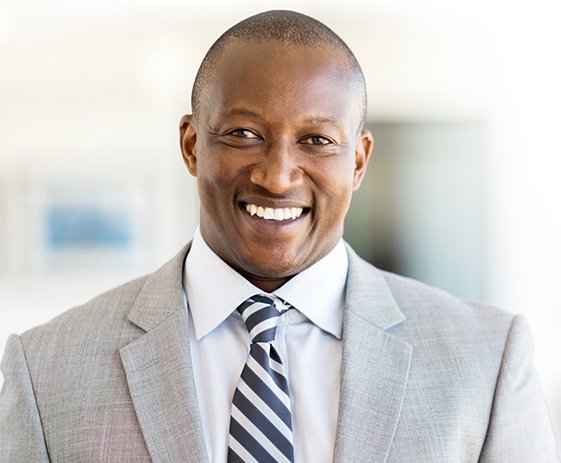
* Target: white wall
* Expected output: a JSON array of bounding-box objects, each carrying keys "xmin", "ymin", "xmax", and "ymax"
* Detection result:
[{"xmin": 484, "ymin": 0, "xmax": 561, "ymax": 434}]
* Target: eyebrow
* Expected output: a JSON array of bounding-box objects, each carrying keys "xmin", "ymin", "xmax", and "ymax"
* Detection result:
[
  {"xmin": 221, "ymin": 109, "xmax": 341, "ymax": 126},
  {"xmin": 221, "ymin": 108, "xmax": 263, "ymax": 119},
  {"xmin": 302, "ymin": 115, "xmax": 341, "ymax": 126}
]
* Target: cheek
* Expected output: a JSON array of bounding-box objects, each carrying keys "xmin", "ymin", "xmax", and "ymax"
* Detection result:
[
  {"xmin": 196, "ymin": 154, "xmax": 229, "ymax": 194},
  {"xmin": 312, "ymin": 165, "xmax": 356, "ymax": 227},
  {"xmin": 331, "ymin": 187, "xmax": 354, "ymax": 222},
  {"xmin": 196, "ymin": 165, "xmax": 225, "ymax": 215},
  {"xmin": 199, "ymin": 146, "xmax": 253, "ymax": 184},
  {"xmin": 198, "ymin": 176, "xmax": 228, "ymax": 208},
  {"xmin": 318, "ymin": 158, "xmax": 356, "ymax": 201},
  {"xmin": 196, "ymin": 159, "xmax": 246, "ymax": 220}
]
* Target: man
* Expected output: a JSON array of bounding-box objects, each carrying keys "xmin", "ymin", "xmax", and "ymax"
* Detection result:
[{"xmin": 0, "ymin": 10, "xmax": 559, "ymax": 463}]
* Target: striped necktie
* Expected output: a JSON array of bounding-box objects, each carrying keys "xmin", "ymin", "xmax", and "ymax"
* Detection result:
[{"xmin": 228, "ymin": 294, "xmax": 294, "ymax": 463}]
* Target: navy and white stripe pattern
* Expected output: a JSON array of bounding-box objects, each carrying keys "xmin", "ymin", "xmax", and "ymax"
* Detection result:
[{"xmin": 228, "ymin": 294, "xmax": 294, "ymax": 463}]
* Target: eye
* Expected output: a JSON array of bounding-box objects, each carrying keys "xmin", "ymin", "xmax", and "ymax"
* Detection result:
[
  {"xmin": 228, "ymin": 128, "xmax": 261, "ymax": 139},
  {"xmin": 300, "ymin": 135, "xmax": 334, "ymax": 146}
]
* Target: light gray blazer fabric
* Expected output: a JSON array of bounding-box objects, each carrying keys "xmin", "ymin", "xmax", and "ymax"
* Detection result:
[{"xmin": 1, "ymin": 243, "xmax": 559, "ymax": 462}]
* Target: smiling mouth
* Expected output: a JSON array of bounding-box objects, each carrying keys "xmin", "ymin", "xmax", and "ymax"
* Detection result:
[{"xmin": 242, "ymin": 202, "xmax": 306, "ymax": 221}]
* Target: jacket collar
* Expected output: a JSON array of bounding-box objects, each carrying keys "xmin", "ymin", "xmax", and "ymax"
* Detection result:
[
  {"xmin": 126, "ymin": 242, "xmax": 192, "ymax": 333},
  {"xmin": 333, "ymin": 244, "xmax": 412, "ymax": 463},
  {"xmin": 120, "ymin": 242, "xmax": 209, "ymax": 463}
]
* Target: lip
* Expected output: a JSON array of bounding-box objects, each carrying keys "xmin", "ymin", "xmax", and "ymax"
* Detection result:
[{"xmin": 238, "ymin": 196, "xmax": 310, "ymax": 209}]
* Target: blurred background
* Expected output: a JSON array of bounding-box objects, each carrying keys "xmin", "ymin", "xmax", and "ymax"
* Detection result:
[{"xmin": 1, "ymin": 0, "xmax": 560, "ymax": 444}]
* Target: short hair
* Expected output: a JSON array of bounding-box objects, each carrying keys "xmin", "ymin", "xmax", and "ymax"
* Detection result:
[{"xmin": 191, "ymin": 10, "xmax": 367, "ymax": 127}]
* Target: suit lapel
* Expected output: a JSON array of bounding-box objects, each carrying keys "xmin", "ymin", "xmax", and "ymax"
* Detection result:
[
  {"xmin": 119, "ymin": 244, "xmax": 208, "ymax": 463},
  {"xmin": 333, "ymin": 245, "xmax": 412, "ymax": 463}
]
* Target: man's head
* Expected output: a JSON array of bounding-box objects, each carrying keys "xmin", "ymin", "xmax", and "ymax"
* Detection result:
[
  {"xmin": 190, "ymin": 10, "xmax": 368, "ymax": 128},
  {"xmin": 180, "ymin": 10, "xmax": 373, "ymax": 291}
]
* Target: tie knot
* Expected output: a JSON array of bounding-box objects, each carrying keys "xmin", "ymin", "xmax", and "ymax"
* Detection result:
[{"xmin": 237, "ymin": 294, "xmax": 287, "ymax": 343}]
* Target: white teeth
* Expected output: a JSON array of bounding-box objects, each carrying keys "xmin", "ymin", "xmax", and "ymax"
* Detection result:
[
  {"xmin": 244, "ymin": 203, "xmax": 304, "ymax": 221},
  {"xmin": 273, "ymin": 208, "xmax": 284, "ymax": 220}
]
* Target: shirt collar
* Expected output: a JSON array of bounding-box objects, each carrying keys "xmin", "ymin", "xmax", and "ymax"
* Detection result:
[
  {"xmin": 274, "ymin": 240, "xmax": 347, "ymax": 339},
  {"xmin": 184, "ymin": 226, "xmax": 347, "ymax": 340}
]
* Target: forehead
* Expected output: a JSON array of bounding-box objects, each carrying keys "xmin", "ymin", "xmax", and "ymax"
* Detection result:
[
  {"xmin": 199, "ymin": 40, "xmax": 361, "ymax": 125},
  {"xmin": 216, "ymin": 38, "xmax": 351, "ymax": 73}
]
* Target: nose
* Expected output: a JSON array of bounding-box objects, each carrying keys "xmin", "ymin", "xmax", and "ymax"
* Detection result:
[{"xmin": 249, "ymin": 141, "xmax": 303, "ymax": 194}]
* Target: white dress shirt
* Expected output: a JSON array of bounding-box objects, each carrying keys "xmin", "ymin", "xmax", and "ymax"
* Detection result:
[{"xmin": 184, "ymin": 227, "xmax": 348, "ymax": 463}]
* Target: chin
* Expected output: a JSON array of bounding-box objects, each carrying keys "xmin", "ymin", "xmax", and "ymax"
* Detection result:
[
  {"xmin": 243, "ymin": 254, "xmax": 302, "ymax": 280},
  {"xmin": 249, "ymin": 261, "xmax": 297, "ymax": 279}
]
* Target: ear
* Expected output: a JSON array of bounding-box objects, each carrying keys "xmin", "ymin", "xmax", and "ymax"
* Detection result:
[
  {"xmin": 353, "ymin": 128, "xmax": 374, "ymax": 191},
  {"xmin": 179, "ymin": 114, "xmax": 198, "ymax": 176}
]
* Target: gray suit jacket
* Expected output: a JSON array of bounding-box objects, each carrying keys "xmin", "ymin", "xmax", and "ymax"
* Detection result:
[{"xmin": 1, "ymin": 243, "xmax": 559, "ymax": 462}]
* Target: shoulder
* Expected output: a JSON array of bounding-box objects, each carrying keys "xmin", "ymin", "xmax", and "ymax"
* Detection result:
[
  {"xmin": 375, "ymin": 269, "xmax": 522, "ymax": 390},
  {"xmin": 19, "ymin": 275, "xmax": 149, "ymax": 355},
  {"xmin": 346, "ymin": 243, "xmax": 513, "ymax": 330},
  {"xmin": 344, "ymin": 247, "xmax": 561, "ymax": 458},
  {"xmin": 381, "ymin": 269, "xmax": 513, "ymax": 332},
  {"xmin": 19, "ymin": 243, "xmax": 192, "ymax": 352},
  {"xmin": 345, "ymin": 244, "xmax": 516, "ymax": 354}
]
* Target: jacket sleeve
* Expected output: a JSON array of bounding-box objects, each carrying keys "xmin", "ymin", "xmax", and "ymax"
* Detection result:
[
  {"xmin": 479, "ymin": 315, "xmax": 560, "ymax": 462},
  {"xmin": 0, "ymin": 334, "xmax": 51, "ymax": 462}
]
